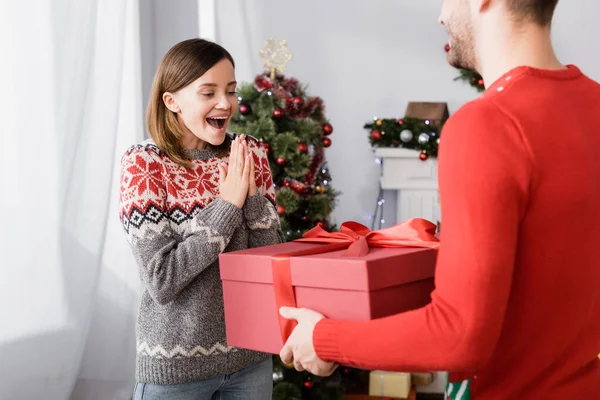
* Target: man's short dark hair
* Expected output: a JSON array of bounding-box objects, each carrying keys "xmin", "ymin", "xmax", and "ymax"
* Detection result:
[{"xmin": 506, "ymin": 0, "xmax": 559, "ymax": 25}]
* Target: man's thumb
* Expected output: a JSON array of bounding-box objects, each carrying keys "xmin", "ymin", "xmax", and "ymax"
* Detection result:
[{"xmin": 279, "ymin": 306, "xmax": 299, "ymax": 320}]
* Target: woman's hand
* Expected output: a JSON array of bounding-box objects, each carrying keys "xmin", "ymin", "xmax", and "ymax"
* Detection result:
[
  {"xmin": 218, "ymin": 135, "xmax": 251, "ymax": 208},
  {"xmin": 248, "ymin": 145, "xmax": 258, "ymax": 197}
]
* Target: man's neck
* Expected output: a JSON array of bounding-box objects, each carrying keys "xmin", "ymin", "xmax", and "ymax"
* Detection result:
[{"xmin": 477, "ymin": 22, "xmax": 565, "ymax": 88}]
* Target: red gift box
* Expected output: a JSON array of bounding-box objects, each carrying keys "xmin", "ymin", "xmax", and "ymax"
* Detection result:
[{"xmin": 219, "ymin": 219, "xmax": 439, "ymax": 354}]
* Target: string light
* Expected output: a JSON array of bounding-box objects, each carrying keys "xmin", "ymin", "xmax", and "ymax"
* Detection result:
[
  {"xmin": 381, "ymin": 219, "xmax": 385, "ymax": 224},
  {"xmin": 377, "ymin": 199, "xmax": 385, "ymax": 206},
  {"xmin": 267, "ymin": 91, "xmax": 272, "ymax": 96},
  {"xmin": 425, "ymin": 120, "xmax": 430, "ymax": 125},
  {"xmin": 323, "ymin": 180, "xmax": 329, "ymax": 186},
  {"xmin": 375, "ymin": 158, "xmax": 382, "ymax": 165},
  {"xmin": 238, "ymin": 96, "xmax": 243, "ymax": 101},
  {"xmin": 322, "ymin": 169, "xmax": 326, "ymax": 174}
]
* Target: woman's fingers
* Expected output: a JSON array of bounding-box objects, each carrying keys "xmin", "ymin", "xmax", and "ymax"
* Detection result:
[
  {"xmin": 243, "ymin": 154, "xmax": 251, "ymax": 183},
  {"xmin": 229, "ymin": 137, "xmax": 238, "ymax": 175},
  {"xmin": 237, "ymin": 136, "xmax": 245, "ymax": 174},
  {"xmin": 250, "ymin": 153, "xmax": 255, "ymax": 181},
  {"xmin": 218, "ymin": 162, "xmax": 227, "ymax": 183}
]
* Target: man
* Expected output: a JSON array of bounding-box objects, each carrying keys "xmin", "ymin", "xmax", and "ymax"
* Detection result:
[{"xmin": 279, "ymin": 0, "xmax": 600, "ymax": 398}]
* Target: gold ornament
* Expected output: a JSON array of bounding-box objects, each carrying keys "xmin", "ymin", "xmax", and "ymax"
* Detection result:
[
  {"xmin": 260, "ymin": 39, "xmax": 293, "ymax": 79},
  {"xmin": 376, "ymin": 119, "xmax": 383, "ymax": 126},
  {"xmin": 315, "ymin": 185, "xmax": 325, "ymax": 194}
]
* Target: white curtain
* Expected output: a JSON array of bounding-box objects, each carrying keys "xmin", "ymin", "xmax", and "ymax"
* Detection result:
[{"xmin": 0, "ymin": 0, "xmax": 143, "ymax": 399}]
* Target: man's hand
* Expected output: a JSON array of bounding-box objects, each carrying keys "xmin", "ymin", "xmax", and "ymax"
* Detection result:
[{"xmin": 279, "ymin": 307, "xmax": 339, "ymax": 376}]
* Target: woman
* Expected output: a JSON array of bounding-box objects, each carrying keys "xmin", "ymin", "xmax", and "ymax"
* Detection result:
[{"xmin": 119, "ymin": 38, "xmax": 283, "ymax": 400}]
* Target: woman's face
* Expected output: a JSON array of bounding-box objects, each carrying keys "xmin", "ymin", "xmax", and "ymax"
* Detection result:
[{"xmin": 164, "ymin": 58, "xmax": 238, "ymax": 148}]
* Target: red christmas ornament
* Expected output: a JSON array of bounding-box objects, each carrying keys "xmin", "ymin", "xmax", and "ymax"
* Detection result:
[
  {"xmin": 398, "ymin": 119, "xmax": 404, "ymax": 125},
  {"xmin": 322, "ymin": 123, "xmax": 333, "ymax": 136},
  {"xmin": 301, "ymin": 216, "xmax": 308, "ymax": 221},
  {"xmin": 254, "ymin": 76, "xmax": 273, "ymax": 91},
  {"xmin": 283, "ymin": 179, "xmax": 291, "ymax": 187},
  {"xmin": 276, "ymin": 157, "xmax": 286, "ymax": 166},
  {"xmin": 371, "ymin": 130, "xmax": 383, "ymax": 141},
  {"xmin": 293, "ymin": 96, "xmax": 304, "ymax": 107},
  {"xmin": 445, "ymin": 43, "xmax": 451, "ymax": 52},
  {"xmin": 239, "ymin": 104, "xmax": 251, "ymax": 116},
  {"xmin": 298, "ymin": 142, "xmax": 308, "ymax": 153},
  {"xmin": 304, "ymin": 381, "xmax": 314, "ymax": 389},
  {"xmin": 478, "ymin": 79, "xmax": 484, "ymax": 86},
  {"xmin": 272, "ymin": 107, "xmax": 284, "ymax": 119},
  {"xmin": 419, "ymin": 151, "xmax": 429, "ymax": 161},
  {"xmin": 277, "ymin": 204, "xmax": 286, "ymax": 216},
  {"xmin": 322, "ymin": 137, "xmax": 332, "ymax": 148}
]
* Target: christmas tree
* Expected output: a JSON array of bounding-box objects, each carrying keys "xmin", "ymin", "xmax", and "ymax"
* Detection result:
[
  {"xmin": 271, "ymin": 359, "xmax": 369, "ymax": 400},
  {"xmin": 229, "ymin": 39, "xmax": 369, "ymax": 399},
  {"xmin": 229, "ymin": 39, "xmax": 340, "ymax": 241}
]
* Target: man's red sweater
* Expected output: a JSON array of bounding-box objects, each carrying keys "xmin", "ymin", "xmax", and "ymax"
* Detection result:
[{"xmin": 314, "ymin": 65, "xmax": 600, "ymax": 399}]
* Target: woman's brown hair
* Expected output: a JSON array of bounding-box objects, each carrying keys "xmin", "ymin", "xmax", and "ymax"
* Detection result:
[{"xmin": 146, "ymin": 38, "xmax": 235, "ymax": 168}]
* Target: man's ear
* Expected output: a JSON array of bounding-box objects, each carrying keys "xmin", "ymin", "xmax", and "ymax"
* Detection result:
[
  {"xmin": 476, "ymin": 0, "xmax": 493, "ymax": 13},
  {"xmin": 163, "ymin": 92, "xmax": 180, "ymax": 113}
]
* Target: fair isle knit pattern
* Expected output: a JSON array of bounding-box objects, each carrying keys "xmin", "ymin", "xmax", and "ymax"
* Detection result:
[{"xmin": 119, "ymin": 134, "xmax": 283, "ymax": 385}]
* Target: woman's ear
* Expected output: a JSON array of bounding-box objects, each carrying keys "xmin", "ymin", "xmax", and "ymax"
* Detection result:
[{"xmin": 163, "ymin": 92, "xmax": 180, "ymax": 113}]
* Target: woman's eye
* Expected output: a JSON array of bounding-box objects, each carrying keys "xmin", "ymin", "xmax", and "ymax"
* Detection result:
[
  {"xmin": 202, "ymin": 93, "xmax": 214, "ymax": 98},
  {"xmin": 228, "ymin": 91, "xmax": 237, "ymax": 96}
]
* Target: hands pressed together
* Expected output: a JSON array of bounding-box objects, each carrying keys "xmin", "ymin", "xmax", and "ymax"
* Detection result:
[
  {"xmin": 278, "ymin": 306, "xmax": 339, "ymax": 377},
  {"xmin": 218, "ymin": 134, "xmax": 259, "ymax": 208}
]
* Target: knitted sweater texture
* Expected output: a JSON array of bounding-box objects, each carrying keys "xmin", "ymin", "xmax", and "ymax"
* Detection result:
[{"xmin": 119, "ymin": 134, "xmax": 283, "ymax": 384}]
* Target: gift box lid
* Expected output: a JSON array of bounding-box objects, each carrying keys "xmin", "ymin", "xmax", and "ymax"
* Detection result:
[{"xmin": 219, "ymin": 241, "xmax": 436, "ymax": 292}]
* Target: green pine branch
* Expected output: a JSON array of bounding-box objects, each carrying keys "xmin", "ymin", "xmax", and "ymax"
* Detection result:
[{"xmin": 276, "ymin": 187, "xmax": 301, "ymax": 214}]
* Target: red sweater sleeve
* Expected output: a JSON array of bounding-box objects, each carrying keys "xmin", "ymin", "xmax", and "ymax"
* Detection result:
[{"xmin": 313, "ymin": 99, "xmax": 533, "ymax": 372}]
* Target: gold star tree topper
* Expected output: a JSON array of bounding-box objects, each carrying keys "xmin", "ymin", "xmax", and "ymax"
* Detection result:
[{"xmin": 259, "ymin": 39, "xmax": 293, "ymax": 79}]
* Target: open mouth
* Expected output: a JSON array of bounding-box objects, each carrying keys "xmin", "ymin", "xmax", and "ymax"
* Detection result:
[{"xmin": 206, "ymin": 116, "xmax": 228, "ymax": 130}]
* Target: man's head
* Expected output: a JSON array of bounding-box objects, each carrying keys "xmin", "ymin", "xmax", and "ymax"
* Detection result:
[{"xmin": 439, "ymin": 0, "xmax": 560, "ymax": 71}]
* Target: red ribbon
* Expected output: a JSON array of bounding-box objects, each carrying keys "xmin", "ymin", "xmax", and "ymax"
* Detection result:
[{"xmin": 272, "ymin": 218, "xmax": 440, "ymax": 343}]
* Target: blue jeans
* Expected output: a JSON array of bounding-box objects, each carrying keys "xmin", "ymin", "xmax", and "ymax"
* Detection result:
[{"xmin": 133, "ymin": 358, "xmax": 272, "ymax": 400}]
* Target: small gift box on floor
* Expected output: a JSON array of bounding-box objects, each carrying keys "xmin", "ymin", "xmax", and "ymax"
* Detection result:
[
  {"xmin": 219, "ymin": 219, "xmax": 439, "ymax": 354},
  {"xmin": 411, "ymin": 372, "xmax": 435, "ymax": 387},
  {"xmin": 369, "ymin": 371, "xmax": 412, "ymax": 399}
]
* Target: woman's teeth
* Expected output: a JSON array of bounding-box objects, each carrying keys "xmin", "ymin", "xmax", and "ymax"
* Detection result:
[{"xmin": 207, "ymin": 117, "xmax": 227, "ymax": 129}]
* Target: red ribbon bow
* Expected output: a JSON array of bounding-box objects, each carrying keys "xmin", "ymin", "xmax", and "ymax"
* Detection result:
[
  {"xmin": 272, "ymin": 218, "xmax": 440, "ymax": 344},
  {"xmin": 296, "ymin": 218, "xmax": 440, "ymax": 256}
]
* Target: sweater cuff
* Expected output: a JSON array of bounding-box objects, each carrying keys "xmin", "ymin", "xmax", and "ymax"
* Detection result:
[
  {"xmin": 202, "ymin": 198, "xmax": 243, "ymax": 236},
  {"xmin": 313, "ymin": 318, "xmax": 343, "ymax": 362},
  {"xmin": 243, "ymin": 193, "xmax": 266, "ymax": 222}
]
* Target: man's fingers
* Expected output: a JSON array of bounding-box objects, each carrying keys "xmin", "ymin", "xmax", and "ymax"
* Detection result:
[
  {"xmin": 279, "ymin": 343, "xmax": 294, "ymax": 365},
  {"xmin": 294, "ymin": 359, "xmax": 305, "ymax": 372},
  {"xmin": 279, "ymin": 306, "xmax": 300, "ymax": 320}
]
